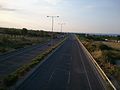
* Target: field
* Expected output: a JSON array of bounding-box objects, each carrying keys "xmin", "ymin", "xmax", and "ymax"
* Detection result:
[
  {"xmin": 0, "ymin": 27, "xmax": 54, "ymax": 54},
  {"xmin": 0, "ymin": 34, "xmax": 49, "ymax": 54},
  {"xmin": 103, "ymin": 42, "xmax": 120, "ymax": 50}
]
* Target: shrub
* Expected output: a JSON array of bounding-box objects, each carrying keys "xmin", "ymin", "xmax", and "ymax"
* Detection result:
[
  {"xmin": 99, "ymin": 44, "xmax": 112, "ymax": 50},
  {"xmin": 0, "ymin": 87, "xmax": 7, "ymax": 90},
  {"xmin": 0, "ymin": 48, "xmax": 7, "ymax": 53},
  {"xmin": 29, "ymin": 60, "xmax": 39, "ymax": 68},
  {"xmin": 3, "ymin": 74, "xmax": 18, "ymax": 86}
]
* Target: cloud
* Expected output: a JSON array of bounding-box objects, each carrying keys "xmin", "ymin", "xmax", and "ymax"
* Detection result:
[
  {"xmin": 0, "ymin": 5, "xmax": 16, "ymax": 11},
  {"xmin": 44, "ymin": 0, "xmax": 63, "ymax": 5}
]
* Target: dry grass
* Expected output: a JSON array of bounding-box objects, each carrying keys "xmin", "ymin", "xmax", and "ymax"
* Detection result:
[
  {"xmin": 103, "ymin": 42, "xmax": 120, "ymax": 50},
  {"xmin": 0, "ymin": 34, "xmax": 49, "ymax": 54},
  {"xmin": 91, "ymin": 50, "xmax": 102, "ymax": 60}
]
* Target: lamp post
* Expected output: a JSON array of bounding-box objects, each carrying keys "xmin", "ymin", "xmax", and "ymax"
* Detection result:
[
  {"xmin": 47, "ymin": 16, "xmax": 59, "ymax": 32},
  {"xmin": 47, "ymin": 16, "xmax": 59, "ymax": 45},
  {"xmin": 58, "ymin": 23, "xmax": 65, "ymax": 33}
]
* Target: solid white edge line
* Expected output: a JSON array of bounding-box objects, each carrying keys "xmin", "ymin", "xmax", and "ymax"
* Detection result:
[{"xmin": 76, "ymin": 40, "xmax": 92, "ymax": 90}]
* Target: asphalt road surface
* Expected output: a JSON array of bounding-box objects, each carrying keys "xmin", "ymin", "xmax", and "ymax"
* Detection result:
[
  {"xmin": 0, "ymin": 38, "xmax": 62, "ymax": 78},
  {"xmin": 16, "ymin": 35, "xmax": 105, "ymax": 90}
]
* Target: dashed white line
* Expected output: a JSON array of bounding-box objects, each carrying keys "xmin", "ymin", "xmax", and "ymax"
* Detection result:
[
  {"xmin": 68, "ymin": 71, "xmax": 70, "ymax": 84},
  {"xmin": 48, "ymin": 70, "xmax": 55, "ymax": 82}
]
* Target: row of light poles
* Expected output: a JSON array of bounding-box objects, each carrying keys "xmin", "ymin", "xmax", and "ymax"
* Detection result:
[
  {"xmin": 47, "ymin": 16, "xmax": 59, "ymax": 32},
  {"xmin": 46, "ymin": 16, "xmax": 65, "ymax": 46},
  {"xmin": 58, "ymin": 23, "xmax": 65, "ymax": 33},
  {"xmin": 47, "ymin": 16, "xmax": 65, "ymax": 33}
]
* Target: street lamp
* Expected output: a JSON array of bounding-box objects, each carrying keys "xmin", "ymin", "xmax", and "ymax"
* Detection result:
[
  {"xmin": 47, "ymin": 16, "xmax": 59, "ymax": 45},
  {"xmin": 47, "ymin": 16, "xmax": 59, "ymax": 32},
  {"xmin": 58, "ymin": 23, "xmax": 65, "ymax": 33}
]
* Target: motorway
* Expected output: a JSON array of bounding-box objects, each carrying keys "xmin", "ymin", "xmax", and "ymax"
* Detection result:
[
  {"xmin": 0, "ymin": 38, "xmax": 62, "ymax": 78},
  {"xmin": 16, "ymin": 35, "xmax": 105, "ymax": 90}
]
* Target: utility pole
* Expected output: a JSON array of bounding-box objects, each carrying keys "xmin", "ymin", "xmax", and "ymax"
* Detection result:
[
  {"xmin": 47, "ymin": 16, "xmax": 59, "ymax": 45},
  {"xmin": 58, "ymin": 23, "xmax": 65, "ymax": 33}
]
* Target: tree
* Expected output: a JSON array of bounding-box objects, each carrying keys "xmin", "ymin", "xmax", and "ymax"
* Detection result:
[{"xmin": 21, "ymin": 28, "xmax": 28, "ymax": 35}]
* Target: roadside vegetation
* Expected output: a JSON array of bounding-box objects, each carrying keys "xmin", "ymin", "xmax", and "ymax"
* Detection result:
[
  {"xmin": 0, "ymin": 27, "xmax": 60, "ymax": 54},
  {"xmin": 103, "ymin": 42, "xmax": 120, "ymax": 50},
  {"xmin": 77, "ymin": 34, "xmax": 120, "ymax": 88}
]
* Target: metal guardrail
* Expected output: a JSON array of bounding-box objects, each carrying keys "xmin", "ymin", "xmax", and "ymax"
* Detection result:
[{"xmin": 76, "ymin": 35, "xmax": 117, "ymax": 90}]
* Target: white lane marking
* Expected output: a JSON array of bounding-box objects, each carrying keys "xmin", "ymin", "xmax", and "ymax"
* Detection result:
[
  {"xmin": 77, "ymin": 42, "xmax": 92, "ymax": 90},
  {"xmin": 68, "ymin": 56, "xmax": 72, "ymax": 84},
  {"xmin": 48, "ymin": 70, "xmax": 55, "ymax": 82},
  {"xmin": 68, "ymin": 71, "xmax": 70, "ymax": 84}
]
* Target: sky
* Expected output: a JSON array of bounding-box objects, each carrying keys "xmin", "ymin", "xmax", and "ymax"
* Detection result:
[{"xmin": 0, "ymin": 0, "xmax": 120, "ymax": 34}]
